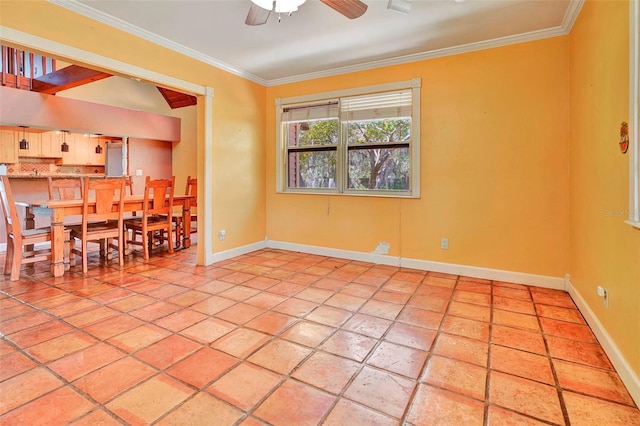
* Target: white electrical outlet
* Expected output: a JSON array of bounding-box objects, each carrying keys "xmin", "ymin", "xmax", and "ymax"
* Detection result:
[
  {"xmin": 597, "ymin": 285, "xmax": 609, "ymax": 308},
  {"xmin": 136, "ymin": 169, "xmax": 143, "ymax": 176},
  {"xmin": 219, "ymin": 230, "xmax": 226, "ymax": 241},
  {"xmin": 440, "ymin": 238, "xmax": 449, "ymax": 250}
]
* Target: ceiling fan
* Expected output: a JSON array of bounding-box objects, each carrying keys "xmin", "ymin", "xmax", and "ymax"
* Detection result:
[{"xmin": 245, "ymin": 0, "xmax": 368, "ymax": 25}]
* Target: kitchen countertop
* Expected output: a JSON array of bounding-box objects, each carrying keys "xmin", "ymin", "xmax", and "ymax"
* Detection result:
[{"xmin": 5, "ymin": 174, "xmax": 106, "ymax": 178}]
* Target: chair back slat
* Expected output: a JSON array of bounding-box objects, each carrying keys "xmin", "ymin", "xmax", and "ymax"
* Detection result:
[
  {"xmin": 125, "ymin": 176, "xmax": 134, "ymax": 195},
  {"xmin": 0, "ymin": 176, "xmax": 19, "ymax": 238},
  {"xmin": 185, "ymin": 176, "xmax": 197, "ymax": 208},
  {"xmin": 82, "ymin": 178, "xmax": 125, "ymax": 225},
  {"xmin": 48, "ymin": 177, "xmax": 83, "ymax": 200},
  {"xmin": 144, "ymin": 176, "xmax": 175, "ymax": 217}
]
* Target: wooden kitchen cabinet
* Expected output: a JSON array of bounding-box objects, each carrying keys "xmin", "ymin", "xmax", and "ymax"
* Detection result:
[
  {"xmin": 61, "ymin": 133, "xmax": 84, "ymax": 165},
  {"xmin": 18, "ymin": 131, "xmax": 62, "ymax": 158},
  {"xmin": 40, "ymin": 131, "xmax": 63, "ymax": 157},
  {"xmin": 88, "ymin": 137, "xmax": 106, "ymax": 165},
  {"xmin": 61, "ymin": 133, "xmax": 106, "ymax": 166},
  {"xmin": 0, "ymin": 130, "xmax": 19, "ymax": 164},
  {"xmin": 17, "ymin": 131, "xmax": 42, "ymax": 158}
]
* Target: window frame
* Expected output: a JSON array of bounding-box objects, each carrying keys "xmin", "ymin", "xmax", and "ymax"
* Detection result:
[
  {"xmin": 275, "ymin": 78, "xmax": 421, "ymax": 198},
  {"xmin": 628, "ymin": 0, "xmax": 640, "ymax": 228}
]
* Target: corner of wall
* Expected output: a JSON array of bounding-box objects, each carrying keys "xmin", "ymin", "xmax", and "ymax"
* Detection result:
[{"xmin": 566, "ymin": 277, "xmax": 640, "ymax": 407}]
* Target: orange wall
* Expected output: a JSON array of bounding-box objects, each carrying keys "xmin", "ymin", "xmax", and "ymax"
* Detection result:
[
  {"xmin": 0, "ymin": 0, "xmax": 267, "ymax": 253},
  {"xmin": 569, "ymin": 0, "xmax": 640, "ymax": 377},
  {"xmin": 266, "ymin": 37, "xmax": 570, "ymax": 278}
]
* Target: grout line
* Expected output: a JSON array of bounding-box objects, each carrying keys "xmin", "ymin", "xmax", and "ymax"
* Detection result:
[
  {"xmin": 1, "ymin": 247, "xmax": 638, "ymax": 425},
  {"xmin": 483, "ymin": 281, "xmax": 495, "ymax": 426},
  {"xmin": 535, "ymin": 284, "xmax": 573, "ymax": 426}
]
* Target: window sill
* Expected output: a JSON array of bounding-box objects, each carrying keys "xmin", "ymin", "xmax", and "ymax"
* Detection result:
[
  {"xmin": 279, "ymin": 189, "xmax": 420, "ymax": 199},
  {"xmin": 624, "ymin": 220, "xmax": 640, "ymax": 229}
]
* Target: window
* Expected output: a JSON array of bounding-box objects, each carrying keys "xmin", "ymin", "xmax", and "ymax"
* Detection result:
[
  {"xmin": 276, "ymin": 79, "xmax": 421, "ymax": 197},
  {"xmin": 628, "ymin": 0, "xmax": 640, "ymax": 228}
]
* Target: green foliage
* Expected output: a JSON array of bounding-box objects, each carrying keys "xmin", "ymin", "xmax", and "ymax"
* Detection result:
[
  {"xmin": 298, "ymin": 119, "xmax": 338, "ymax": 146},
  {"xmin": 348, "ymin": 119, "xmax": 410, "ymax": 145},
  {"xmin": 288, "ymin": 118, "xmax": 411, "ymax": 190},
  {"xmin": 348, "ymin": 119, "xmax": 410, "ymax": 190}
]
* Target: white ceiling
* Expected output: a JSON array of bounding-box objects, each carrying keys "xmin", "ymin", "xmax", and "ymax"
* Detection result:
[{"xmin": 56, "ymin": 0, "xmax": 582, "ymax": 86}]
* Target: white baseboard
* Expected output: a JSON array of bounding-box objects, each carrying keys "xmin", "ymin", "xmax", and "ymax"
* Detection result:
[
  {"xmin": 209, "ymin": 239, "xmax": 268, "ymax": 264},
  {"xmin": 267, "ymin": 240, "xmax": 401, "ymax": 267},
  {"xmin": 566, "ymin": 277, "xmax": 640, "ymax": 407},
  {"xmin": 266, "ymin": 240, "xmax": 565, "ymax": 290},
  {"xmin": 401, "ymin": 257, "xmax": 565, "ymax": 290}
]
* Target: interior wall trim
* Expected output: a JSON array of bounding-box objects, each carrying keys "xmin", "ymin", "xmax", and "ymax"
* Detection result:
[
  {"xmin": 49, "ymin": 0, "xmax": 584, "ymax": 87},
  {"xmin": 209, "ymin": 240, "xmax": 268, "ymax": 264},
  {"xmin": 566, "ymin": 276, "xmax": 640, "ymax": 407},
  {"xmin": 266, "ymin": 240, "xmax": 565, "ymax": 290},
  {"xmin": 48, "ymin": 0, "xmax": 267, "ymax": 87},
  {"xmin": 268, "ymin": 240, "xmax": 401, "ymax": 268}
]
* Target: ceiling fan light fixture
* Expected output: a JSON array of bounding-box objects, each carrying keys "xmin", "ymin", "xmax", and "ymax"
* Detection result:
[
  {"xmin": 387, "ymin": 0, "xmax": 411, "ymax": 15},
  {"xmin": 246, "ymin": 2, "xmax": 272, "ymax": 24},
  {"xmin": 251, "ymin": 0, "xmax": 273, "ymax": 10},
  {"xmin": 274, "ymin": 0, "xmax": 306, "ymax": 14},
  {"xmin": 250, "ymin": 0, "xmax": 306, "ymax": 14}
]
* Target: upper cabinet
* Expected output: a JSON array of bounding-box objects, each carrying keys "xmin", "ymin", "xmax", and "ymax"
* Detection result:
[
  {"xmin": 0, "ymin": 130, "xmax": 19, "ymax": 164},
  {"xmin": 90, "ymin": 137, "xmax": 106, "ymax": 166},
  {"xmin": 61, "ymin": 133, "xmax": 106, "ymax": 166},
  {"xmin": 17, "ymin": 131, "xmax": 62, "ymax": 158},
  {"xmin": 40, "ymin": 131, "xmax": 63, "ymax": 157},
  {"xmin": 1, "ymin": 127, "xmax": 108, "ymax": 167}
]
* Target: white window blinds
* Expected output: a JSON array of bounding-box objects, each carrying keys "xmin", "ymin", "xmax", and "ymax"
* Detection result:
[
  {"xmin": 281, "ymin": 101, "xmax": 339, "ymax": 122},
  {"xmin": 341, "ymin": 90, "xmax": 412, "ymax": 121}
]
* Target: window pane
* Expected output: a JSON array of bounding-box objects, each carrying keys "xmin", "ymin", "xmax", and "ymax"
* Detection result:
[
  {"xmin": 348, "ymin": 118, "xmax": 411, "ymax": 145},
  {"xmin": 33, "ymin": 54, "xmax": 44, "ymax": 78},
  {"xmin": 286, "ymin": 119, "xmax": 338, "ymax": 147},
  {"xmin": 288, "ymin": 150, "xmax": 337, "ymax": 189},
  {"xmin": 348, "ymin": 147, "xmax": 409, "ymax": 190}
]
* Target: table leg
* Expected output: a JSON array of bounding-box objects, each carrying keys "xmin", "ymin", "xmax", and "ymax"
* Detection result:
[
  {"xmin": 50, "ymin": 208, "xmax": 66, "ymax": 277},
  {"xmin": 182, "ymin": 199, "xmax": 191, "ymax": 249}
]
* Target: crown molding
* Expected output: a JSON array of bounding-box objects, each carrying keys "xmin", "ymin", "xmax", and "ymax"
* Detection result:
[
  {"xmin": 561, "ymin": 0, "xmax": 585, "ymax": 33},
  {"xmin": 267, "ymin": 25, "xmax": 569, "ymax": 86},
  {"xmin": 48, "ymin": 0, "xmax": 584, "ymax": 88},
  {"xmin": 48, "ymin": 0, "xmax": 268, "ymax": 86}
]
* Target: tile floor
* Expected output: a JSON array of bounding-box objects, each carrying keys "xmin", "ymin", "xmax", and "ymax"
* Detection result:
[{"xmin": 1, "ymin": 246, "xmax": 639, "ymax": 425}]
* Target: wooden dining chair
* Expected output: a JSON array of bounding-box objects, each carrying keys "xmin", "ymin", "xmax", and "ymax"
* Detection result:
[
  {"xmin": 172, "ymin": 176, "xmax": 197, "ymax": 248},
  {"xmin": 69, "ymin": 177, "xmax": 126, "ymax": 273},
  {"xmin": 125, "ymin": 176, "xmax": 175, "ymax": 260},
  {"xmin": 0, "ymin": 176, "xmax": 71, "ymax": 281},
  {"xmin": 47, "ymin": 177, "xmax": 83, "ymax": 200}
]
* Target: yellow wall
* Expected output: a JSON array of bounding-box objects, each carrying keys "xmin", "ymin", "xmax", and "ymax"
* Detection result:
[
  {"xmin": 569, "ymin": 0, "xmax": 640, "ymax": 376},
  {"xmin": 266, "ymin": 37, "xmax": 570, "ymax": 278},
  {"xmin": 0, "ymin": 0, "xmax": 267, "ymax": 253}
]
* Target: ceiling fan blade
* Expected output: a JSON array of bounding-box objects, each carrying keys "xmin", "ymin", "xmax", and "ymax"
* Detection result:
[
  {"xmin": 245, "ymin": 2, "xmax": 271, "ymax": 26},
  {"xmin": 320, "ymin": 0, "xmax": 368, "ymax": 19}
]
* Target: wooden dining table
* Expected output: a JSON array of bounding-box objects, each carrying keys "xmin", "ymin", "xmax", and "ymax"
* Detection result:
[{"xmin": 23, "ymin": 194, "xmax": 195, "ymax": 277}]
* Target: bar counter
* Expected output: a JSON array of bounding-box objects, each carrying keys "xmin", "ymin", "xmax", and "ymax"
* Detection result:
[{"xmin": 6, "ymin": 174, "xmax": 106, "ymax": 179}]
